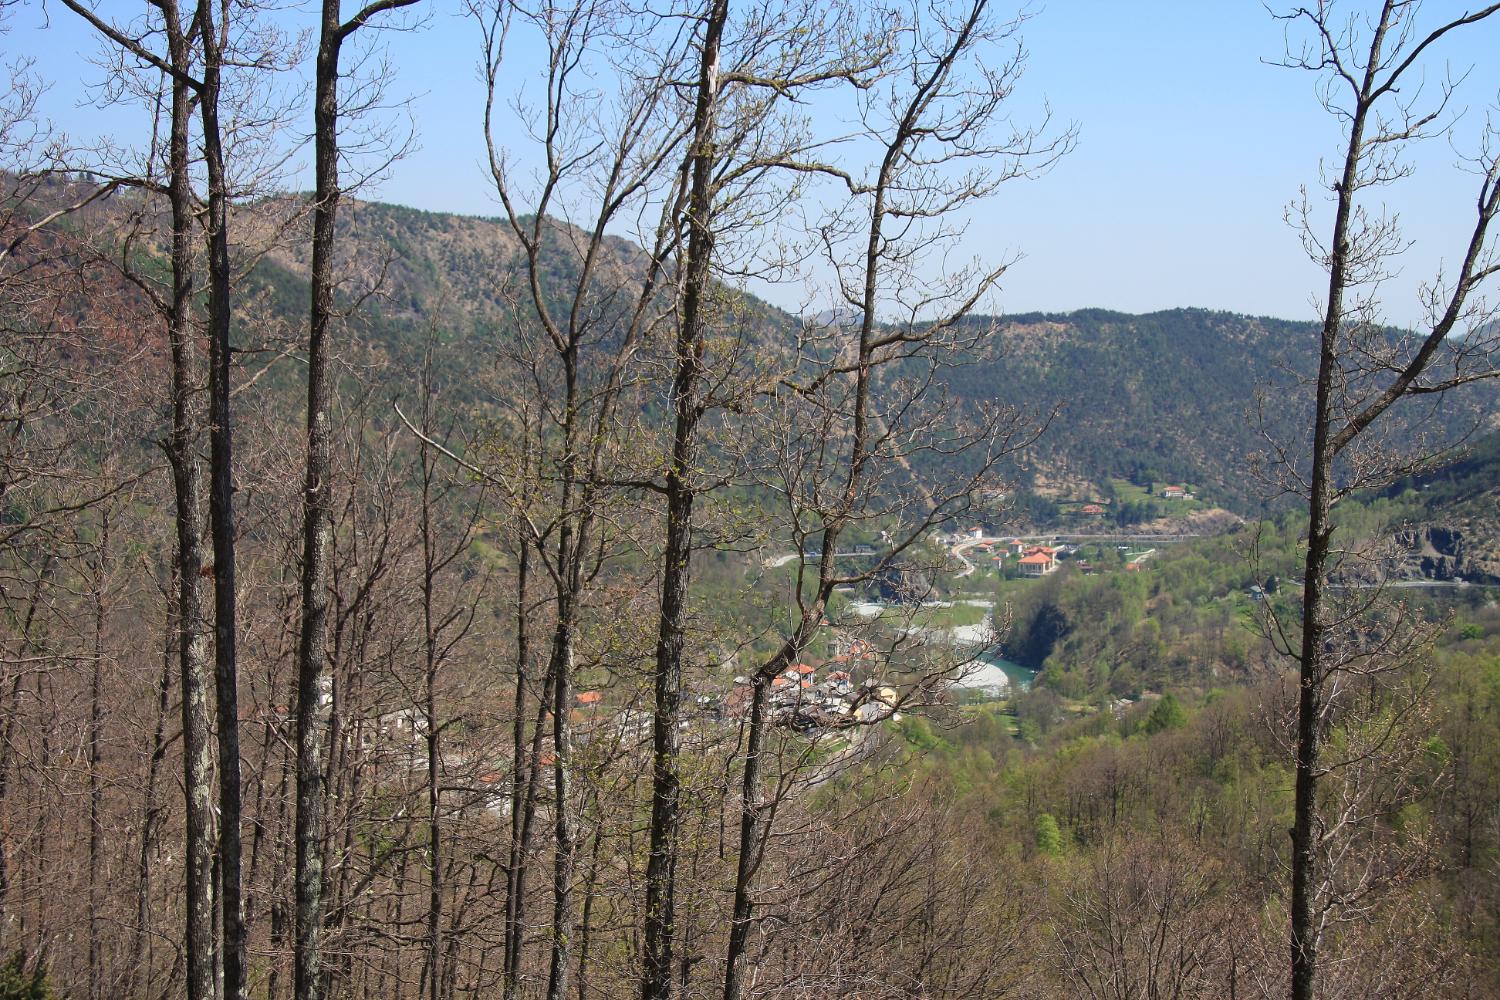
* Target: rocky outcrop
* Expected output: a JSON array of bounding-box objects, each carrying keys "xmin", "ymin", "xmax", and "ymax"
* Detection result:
[
  {"xmin": 1396, "ymin": 512, "xmax": 1500, "ymax": 585},
  {"xmin": 874, "ymin": 562, "xmax": 936, "ymax": 604}
]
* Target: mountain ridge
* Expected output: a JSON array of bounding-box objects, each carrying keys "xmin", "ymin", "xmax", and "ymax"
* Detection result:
[{"xmin": 19, "ymin": 181, "xmax": 1496, "ymax": 516}]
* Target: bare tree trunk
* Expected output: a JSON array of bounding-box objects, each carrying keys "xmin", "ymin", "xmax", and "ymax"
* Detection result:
[
  {"xmin": 1289, "ymin": 178, "xmax": 1349, "ymax": 1000},
  {"xmin": 575, "ymin": 811, "xmax": 605, "ymax": 1000},
  {"xmin": 0, "ymin": 672, "xmax": 15, "ymax": 923},
  {"xmin": 721, "ymin": 677, "xmax": 769, "ymax": 1000},
  {"xmin": 293, "ymin": 7, "xmax": 340, "ymax": 990},
  {"xmin": 545, "ymin": 607, "xmax": 576, "ymax": 1000},
  {"xmin": 195, "ymin": 7, "xmax": 245, "ymax": 997},
  {"xmin": 298, "ymin": 13, "xmax": 420, "ymax": 998},
  {"xmin": 502, "ymin": 526, "xmax": 530, "ymax": 1000},
  {"xmin": 643, "ymin": 7, "xmax": 725, "ymax": 1000},
  {"xmin": 1288, "ymin": 43, "xmax": 1371, "ymax": 996},
  {"xmin": 418, "ymin": 375, "xmax": 443, "ymax": 1000},
  {"xmin": 87, "ymin": 514, "xmax": 107, "ymax": 1000},
  {"xmin": 164, "ymin": 16, "xmax": 217, "ymax": 995},
  {"xmin": 506, "ymin": 638, "xmax": 552, "ymax": 1000},
  {"xmin": 131, "ymin": 619, "xmax": 175, "ymax": 999}
]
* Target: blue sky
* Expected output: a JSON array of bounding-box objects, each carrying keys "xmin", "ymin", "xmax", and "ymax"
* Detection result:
[{"xmin": 9, "ymin": 1, "xmax": 1499, "ymax": 326}]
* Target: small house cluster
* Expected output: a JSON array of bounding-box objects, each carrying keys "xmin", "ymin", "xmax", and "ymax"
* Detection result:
[{"xmin": 725, "ymin": 638, "xmax": 896, "ymax": 732}]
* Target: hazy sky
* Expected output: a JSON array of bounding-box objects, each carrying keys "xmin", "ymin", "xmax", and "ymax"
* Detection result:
[{"xmin": 10, "ymin": 1, "xmax": 1500, "ymax": 325}]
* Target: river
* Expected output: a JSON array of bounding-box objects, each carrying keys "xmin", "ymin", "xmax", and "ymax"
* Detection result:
[
  {"xmin": 845, "ymin": 599, "xmax": 1037, "ymax": 695},
  {"xmin": 974, "ymin": 650, "xmax": 1036, "ymax": 692}
]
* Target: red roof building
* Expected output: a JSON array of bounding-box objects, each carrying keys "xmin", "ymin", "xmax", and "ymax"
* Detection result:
[{"xmin": 1019, "ymin": 552, "xmax": 1057, "ymax": 576}]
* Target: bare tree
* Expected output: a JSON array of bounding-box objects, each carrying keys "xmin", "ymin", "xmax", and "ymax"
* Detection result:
[
  {"xmin": 293, "ymin": 6, "xmax": 421, "ymax": 1000},
  {"xmin": 715, "ymin": 4, "xmax": 1068, "ymax": 996},
  {"xmin": 50, "ymin": 11, "xmax": 222, "ymax": 996},
  {"xmin": 640, "ymin": 9, "xmax": 730, "ymax": 993},
  {"xmin": 1263, "ymin": 4, "xmax": 1500, "ymax": 998},
  {"xmin": 53, "ymin": 7, "xmax": 306, "ymax": 997},
  {"xmin": 1050, "ymin": 835, "xmax": 1238, "ymax": 1000},
  {"xmin": 159, "ymin": 19, "xmax": 215, "ymax": 999},
  {"xmin": 196, "ymin": 6, "xmax": 247, "ymax": 995},
  {"xmin": 636, "ymin": 3, "xmax": 900, "ymax": 994},
  {"xmin": 469, "ymin": 5, "xmax": 700, "ymax": 996}
]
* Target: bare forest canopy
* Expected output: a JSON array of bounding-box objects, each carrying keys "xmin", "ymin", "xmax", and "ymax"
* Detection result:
[{"xmin": 5, "ymin": 3, "xmax": 1500, "ymax": 1000}]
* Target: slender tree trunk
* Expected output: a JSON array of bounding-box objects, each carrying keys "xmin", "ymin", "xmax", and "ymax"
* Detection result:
[
  {"xmin": 0, "ymin": 671, "xmax": 16, "ymax": 924},
  {"xmin": 542, "ymin": 333, "xmax": 587, "ymax": 1000},
  {"xmin": 502, "ymin": 528, "xmax": 530, "ymax": 1000},
  {"xmin": 545, "ymin": 607, "xmax": 577, "ymax": 1000},
  {"xmin": 1290, "ymin": 41, "xmax": 1371, "ymax": 1000},
  {"xmin": 295, "ymin": 6, "xmax": 344, "ymax": 1000},
  {"xmin": 162, "ymin": 13, "xmax": 218, "ymax": 998},
  {"xmin": 507, "ymin": 642, "xmax": 553, "ymax": 999},
  {"xmin": 420, "ymin": 412, "xmax": 443, "ymax": 1000},
  {"xmin": 87, "ymin": 516, "xmax": 107, "ymax": 1000},
  {"xmin": 721, "ymin": 679, "xmax": 769, "ymax": 1000},
  {"xmin": 0, "ymin": 561, "xmax": 52, "ymax": 940},
  {"xmin": 425, "ymin": 666, "xmax": 442, "ymax": 1000},
  {"xmin": 576, "ymin": 815, "xmax": 605, "ymax": 1000},
  {"xmin": 1290, "ymin": 422, "xmax": 1333, "ymax": 1000},
  {"xmin": 131, "ymin": 623, "xmax": 174, "ymax": 999},
  {"xmin": 196, "ymin": 7, "xmax": 245, "ymax": 997},
  {"xmin": 642, "ymin": 7, "xmax": 724, "ymax": 999}
]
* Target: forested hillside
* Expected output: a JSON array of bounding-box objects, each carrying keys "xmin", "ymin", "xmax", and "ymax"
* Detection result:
[
  {"xmin": 238, "ymin": 205, "xmax": 1500, "ymax": 515},
  {"xmin": 36, "ymin": 179, "xmax": 1492, "ymax": 517}
]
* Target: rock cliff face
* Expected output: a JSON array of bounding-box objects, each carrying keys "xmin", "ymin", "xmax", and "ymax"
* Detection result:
[
  {"xmin": 1395, "ymin": 497, "xmax": 1500, "ymax": 585},
  {"xmin": 1367, "ymin": 431, "xmax": 1500, "ymax": 586},
  {"xmin": 874, "ymin": 562, "xmax": 937, "ymax": 604}
]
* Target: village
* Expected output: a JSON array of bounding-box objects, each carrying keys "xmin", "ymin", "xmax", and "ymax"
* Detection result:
[
  {"xmin": 947, "ymin": 530, "xmax": 1159, "ymax": 577},
  {"xmin": 343, "ymin": 487, "xmax": 1212, "ymax": 824},
  {"xmin": 354, "ymin": 636, "xmax": 911, "ymax": 821}
]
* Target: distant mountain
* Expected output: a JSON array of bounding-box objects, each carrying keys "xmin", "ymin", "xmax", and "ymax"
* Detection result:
[
  {"xmin": 23, "ymin": 183, "xmax": 1496, "ymax": 515},
  {"xmin": 243, "ymin": 205, "xmax": 1500, "ymax": 515}
]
